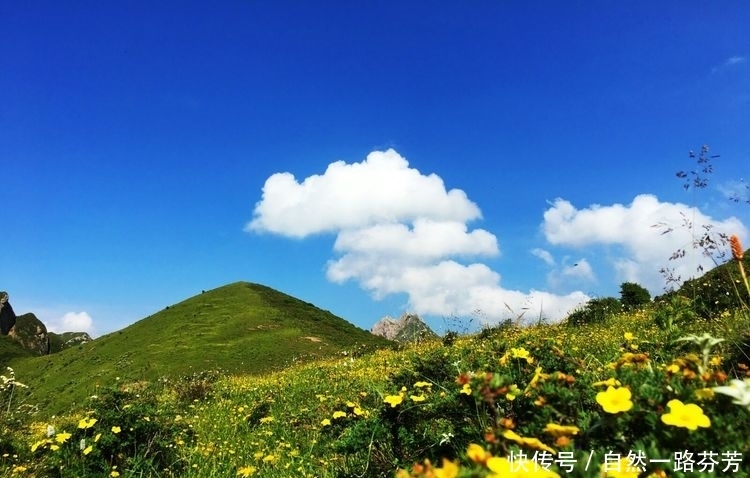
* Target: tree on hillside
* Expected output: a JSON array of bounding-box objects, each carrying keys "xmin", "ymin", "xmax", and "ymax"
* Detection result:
[{"xmin": 619, "ymin": 282, "xmax": 651, "ymax": 310}]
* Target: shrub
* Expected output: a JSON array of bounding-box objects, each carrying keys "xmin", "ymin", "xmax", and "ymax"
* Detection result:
[
  {"xmin": 172, "ymin": 369, "xmax": 222, "ymax": 403},
  {"xmin": 620, "ymin": 282, "xmax": 651, "ymax": 310},
  {"xmin": 441, "ymin": 331, "xmax": 459, "ymax": 347},
  {"xmin": 565, "ymin": 297, "xmax": 622, "ymax": 326}
]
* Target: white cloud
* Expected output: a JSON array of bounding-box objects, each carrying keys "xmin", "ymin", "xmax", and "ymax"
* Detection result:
[
  {"xmin": 531, "ymin": 248, "xmax": 555, "ymax": 266},
  {"xmin": 250, "ymin": 149, "xmax": 588, "ymax": 323},
  {"xmin": 718, "ymin": 180, "xmax": 749, "ymax": 203},
  {"xmin": 538, "ymin": 253, "xmax": 596, "ymax": 291},
  {"xmin": 562, "ymin": 259, "xmax": 595, "ymax": 281},
  {"xmin": 542, "ymin": 194, "xmax": 748, "ymax": 293},
  {"xmin": 247, "ymin": 149, "xmax": 481, "ymax": 238},
  {"xmin": 333, "ymin": 220, "xmax": 498, "ymax": 262},
  {"xmin": 46, "ymin": 311, "xmax": 94, "ymax": 335}
]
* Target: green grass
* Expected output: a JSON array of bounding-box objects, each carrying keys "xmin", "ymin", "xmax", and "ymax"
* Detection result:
[
  {"xmin": 5, "ymin": 282, "xmax": 392, "ymax": 416},
  {"xmin": 0, "ymin": 335, "xmax": 33, "ymax": 362},
  {"xmin": 3, "ymin": 303, "xmax": 750, "ymax": 478}
]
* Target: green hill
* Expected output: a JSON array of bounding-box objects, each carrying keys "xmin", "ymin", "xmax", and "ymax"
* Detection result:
[{"xmin": 7, "ymin": 282, "xmax": 392, "ymax": 415}]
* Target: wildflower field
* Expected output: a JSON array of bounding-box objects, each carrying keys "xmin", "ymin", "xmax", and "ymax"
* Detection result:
[{"xmin": 2, "ymin": 298, "xmax": 750, "ymax": 478}]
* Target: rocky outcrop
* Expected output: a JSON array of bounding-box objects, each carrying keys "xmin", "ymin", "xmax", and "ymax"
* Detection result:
[
  {"xmin": 371, "ymin": 313, "xmax": 438, "ymax": 343},
  {"xmin": 8, "ymin": 313, "xmax": 50, "ymax": 355},
  {"xmin": 0, "ymin": 291, "xmax": 92, "ymax": 356},
  {"xmin": 0, "ymin": 291, "xmax": 16, "ymax": 335},
  {"xmin": 49, "ymin": 331, "xmax": 93, "ymax": 353}
]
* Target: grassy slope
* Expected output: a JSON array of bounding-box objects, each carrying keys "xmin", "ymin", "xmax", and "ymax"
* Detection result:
[
  {"xmin": 0, "ymin": 335, "xmax": 33, "ymax": 362},
  {"xmin": 8, "ymin": 282, "xmax": 391, "ymax": 415}
]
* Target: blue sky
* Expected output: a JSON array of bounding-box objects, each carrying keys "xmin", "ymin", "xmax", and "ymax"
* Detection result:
[{"xmin": 2, "ymin": 2, "xmax": 749, "ymax": 336}]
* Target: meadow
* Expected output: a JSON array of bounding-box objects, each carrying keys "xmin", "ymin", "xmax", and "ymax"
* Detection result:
[{"xmin": 2, "ymin": 240, "xmax": 750, "ymax": 477}]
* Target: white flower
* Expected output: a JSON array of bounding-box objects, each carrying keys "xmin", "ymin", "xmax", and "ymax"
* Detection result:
[
  {"xmin": 439, "ymin": 432, "xmax": 454, "ymax": 445},
  {"xmin": 713, "ymin": 379, "xmax": 750, "ymax": 411}
]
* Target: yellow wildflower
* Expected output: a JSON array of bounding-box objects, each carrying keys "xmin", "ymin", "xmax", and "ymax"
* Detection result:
[
  {"xmin": 237, "ymin": 465, "xmax": 256, "ymax": 477},
  {"xmin": 77, "ymin": 417, "xmax": 97, "ymax": 429},
  {"xmin": 332, "ymin": 411, "xmax": 346, "ymax": 419},
  {"xmin": 487, "ymin": 456, "xmax": 560, "ymax": 477},
  {"xmin": 83, "ymin": 445, "xmax": 93, "ymax": 455},
  {"xmin": 593, "ymin": 377, "xmax": 622, "ymax": 387},
  {"xmin": 460, "ymin": 383, "xmax": 472, "ymax": 395},
  {"xmin": 410, "ymin": 394, "xmax": 426, "ymax": 402},
  {"xmin": 414, "ymin": 381, "xmax": 432, "ymax": 388},
  {"xmin": 434, "ymin": 458, "xmax": 459, "ymax": 478},
  {"xmin": 466, "ymin": 443, "xmax": 489, "ymax": 463},
  {"xmin": 502, "ymin": 429, "xmax": 555, "ymax": 454},
  {"xmin": 661, "ymin": 399, "xmax": 711, "ymax": 430},
  {"xmin": 526, "ymin": 367, "xmax": 548, "ymax": 390},
  {"xmin": 624, "ymin": 332, "xmax": 634, "ymax": 341},
  {"xmin": 543, "ymin": 423, "xmax": 580, "ymax": 437},
  {"xmin": 55, "ymin": 432, "xmax": 72, "ymax": 444},
  {"xmin": 111, "ymin": 426, "xmax": 121, "ymax": 434},
  {"xmin": 31, "ymin": 439, "xmax": 47, "ymax": 452},
  {"xmin": 510, "ymin": 347, "xmax": 534, "ymax": 363},
  {"xmin": 506, "ymin": 384, "xmax": 520, "ymax": 401},
  {"xmin": 384, "ymin": 394, "xmax": 404, "ymax": 407},
  {"xmin": 694, "ymin": 388, "xmax": 715, "ymax": 400},
  {"xmin": 596, "ymin": 386, "xmax": 633, "ymax": 414}
]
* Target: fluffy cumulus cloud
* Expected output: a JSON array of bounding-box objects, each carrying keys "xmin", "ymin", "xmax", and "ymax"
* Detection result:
[
  {"xmin": 46, "ymin": 311, "xmax": 94, "ymax": 335},
  {"xmin": 247, "ymin": 149, "xmax": 481, "ymax": 237},
  {"xmin": 249, "ymin": 149, "xmax": 587, "ymax": 323},
  {"xmin": 542, "ymin": 194, "xmax": 748, "ymax": 293}
]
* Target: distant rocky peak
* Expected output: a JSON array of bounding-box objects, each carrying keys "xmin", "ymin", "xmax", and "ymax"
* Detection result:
[{"xmin": 371, "ymin": 312, "xmax": 437, "ymax": 342}]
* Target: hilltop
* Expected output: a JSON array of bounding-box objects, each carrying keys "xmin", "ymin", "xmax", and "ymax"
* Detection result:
[{"xmin": 8, "ymin": 282, "xmax": 392, "ymax": 415}]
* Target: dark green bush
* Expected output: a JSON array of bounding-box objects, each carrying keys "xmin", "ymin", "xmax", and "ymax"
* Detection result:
[
  {"xmin": 620, "ymin": 282, "xmax": 651, "ymax": 310},
  {"xmin": 565, "ymin": 297, "xmax": 622, "ymax": 326},
  {"xmin": 441, "ymin": 331, "xmax": 459, "ymax": 347}
]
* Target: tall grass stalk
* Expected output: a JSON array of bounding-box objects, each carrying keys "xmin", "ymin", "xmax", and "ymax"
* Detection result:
[{"xmin": 731, "ymin": 235, "xmax": 750, "ymax": 301}]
